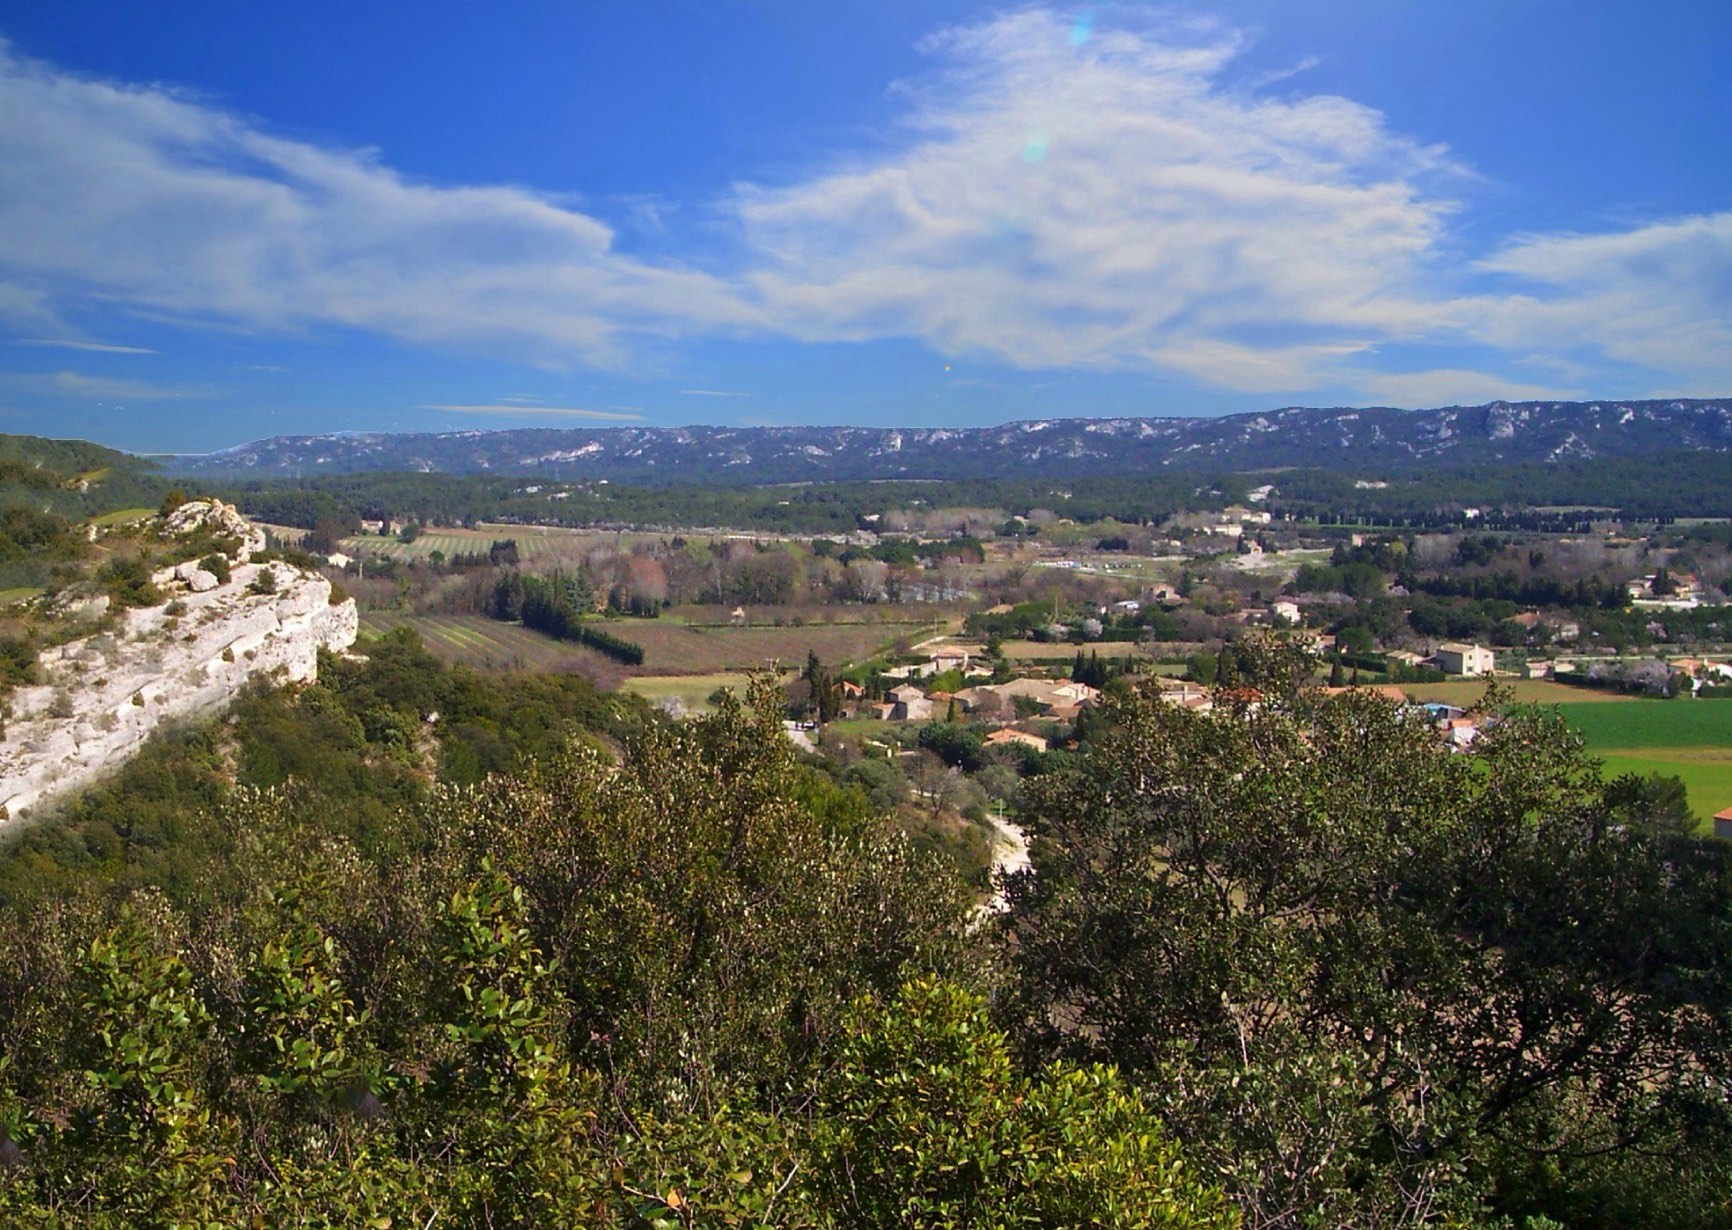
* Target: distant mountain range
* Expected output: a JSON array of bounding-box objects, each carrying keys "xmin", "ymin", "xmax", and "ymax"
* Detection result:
[{"xmin": 162, "ymin": 399, "xmax": 1732, "ymax": 485}]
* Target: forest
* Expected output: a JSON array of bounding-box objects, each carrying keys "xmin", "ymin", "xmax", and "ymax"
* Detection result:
[{"xmin": 0, "ymin": 631, "xmax": 1722, "ymax": 1226}]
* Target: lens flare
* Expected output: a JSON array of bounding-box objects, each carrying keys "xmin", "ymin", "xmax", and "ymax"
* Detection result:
[
  {"xmin": 1021, "ymin": 134, "xmax": 1049, "ymax": 164},
  {"xmin": 1069, "ymin": 11, "xmax": 1094, "ymax": 47}
]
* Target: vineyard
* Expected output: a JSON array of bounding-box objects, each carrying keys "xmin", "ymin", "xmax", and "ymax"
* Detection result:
[
  {"xmin": 361, "ymin": 612, "xmax": 927, "ymax": 678},
  {"xmin": 343, "ymin": 524, "xmax": 660, "ymax": 567}
]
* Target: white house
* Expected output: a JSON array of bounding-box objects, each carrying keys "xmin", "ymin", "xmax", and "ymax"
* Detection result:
[
  {"xmin": 1271, "ymin": 599, "xmax": 1302, "ymax": 626},
  {"xmin": 1432, "ymin": 643, "xmax": 1496, "ymax": 677}
]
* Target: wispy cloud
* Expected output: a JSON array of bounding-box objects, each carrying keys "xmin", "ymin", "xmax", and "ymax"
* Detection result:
[
  {"xmin": 0, "ymin": 16, "xmax": 1725, "ymax": 403},
  {"xmin": 0, "ymin": 37, "xmax": 755, "ymax": 370},
  {"xmin": 420, "ymin": 403, "xmax": 643, "ymax": 420},
  {"xmin": 0, "ymin": 369, "xmax": 209, "ymax": 400},
  {"xmin": 1359, "ymin": 368, "xmax": 1580, "ymax": 408},
  {"xmin": 680, "ymin": 388, "xmax": 754, "ymax": 397},
  {"xmin": 18, "ymin": 337, "xmax": 155, "ymax": 354}
]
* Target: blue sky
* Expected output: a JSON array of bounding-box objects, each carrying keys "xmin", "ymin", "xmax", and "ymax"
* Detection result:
[{"xmin": 0, "ymin": 1, "xmax": 1727, "ymax": 453}]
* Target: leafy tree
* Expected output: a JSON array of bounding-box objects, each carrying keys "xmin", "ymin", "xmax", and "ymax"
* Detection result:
[
  {"xmin": 807, "ymin": 977, "xmax": 1238, "ymax": 1230},
  {"xmin": 1000, "ymin": 682, "xmax": 1732, "ymax": 1225}
]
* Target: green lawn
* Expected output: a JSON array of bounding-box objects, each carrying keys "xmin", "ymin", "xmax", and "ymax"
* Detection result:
[
  {"xmin": 1561, "ymin": 699, "xmax": 1732, "ymax": 749},
  {"xmin": 621, "ymin": 672, "xmax": 762, "ymax": 713},
  {"xmin": 1595, "ymin": 751, "xmax": 1732, "ymax": 824},
  {"xmin": 1395, "ymin": 690, "xmax": 1732, "ymax": 827}
]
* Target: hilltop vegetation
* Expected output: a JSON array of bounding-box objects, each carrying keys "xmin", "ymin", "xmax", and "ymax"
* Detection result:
[{"xmin": 0, "ymin": 636, "xmax": 1726, "ymax": 1225}]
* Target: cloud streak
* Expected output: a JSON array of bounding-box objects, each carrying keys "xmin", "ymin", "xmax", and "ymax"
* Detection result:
[
  {"xmin": 420, "ymin": 403, "xmax": 643, "ymax": 420},
  {"xmin": 0, "ymin": 369, "xmax": 209, "ymax": 400},
  {"xmin": 18, "ymin": 338, "xmax": 155, "ymax": 354}
]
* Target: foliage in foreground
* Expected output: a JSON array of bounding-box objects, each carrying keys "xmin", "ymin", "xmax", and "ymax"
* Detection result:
[
  {"xmin": 0, "ymin": 682, "xmax": 1232, "ymax": 1226},
  {"xmin": 1000, "ymin": 657, "xmax": 1732, "ymax": 1227}
]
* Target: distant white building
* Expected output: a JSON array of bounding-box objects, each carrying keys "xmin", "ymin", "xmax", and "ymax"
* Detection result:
[
  {"xmin": 1271, "ymin": 600, "xmax": 1302, "ymax": 626},
  {"xmin": 1432, "ymin": 643, "xmax": 1496, "ymax": 677}
]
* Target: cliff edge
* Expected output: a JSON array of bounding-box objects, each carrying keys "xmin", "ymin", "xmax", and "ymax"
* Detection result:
[{"xmin": 0, "ymin": 501, "xmax": 357, "ymax": 821}]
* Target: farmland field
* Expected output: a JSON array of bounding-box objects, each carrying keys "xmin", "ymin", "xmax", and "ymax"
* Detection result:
[
  {"xmin": 1595, "ymin": 751, "xmax": 1732, "ymax": 825},
  {"xmin": 362, "ymin": 612, "xmax": 924, "ymax": 679},
  {"xmin": 1392, "ymin": 685, "xmax": 1732, "ymax": 826},
  {"xmin": 1559, "ymin": 699, "xmax": 1732, "ymax": 748},
  {"xmin": 1561, "ymin": 699, "xmax": 1732, "ymax": 825},
  {"xmin": 1397, "ymin": 679, "xmax": 1642, "ymax": 707},
  {"xmin": 344, "ymin": 523, "xmax": 678, "ymax": 567},
  {"xmin": 621, "ymin": 673, "xmax": 762, "ymax": 713},
  {"xmin": 362, "ymin": 613, "xmax": 618, "ymax": 674}
]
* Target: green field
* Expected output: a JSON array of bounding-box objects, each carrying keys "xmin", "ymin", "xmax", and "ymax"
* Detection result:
[
  {"xmin": 1549, "ymin": 699, "xmax": 1732, "ymax": 824},
  {"xmin": 1559, "ymin": 699, "xmax": 1732, "ymax": 748},
  {"xmin": 1394, "ymin": 686, "xmax": 1732, "ymax": 826},
  {"xmin": 620, "ymin": 672, "xmax": 761, "ymax": 713},
  {"xmin": 1595, "ymin": 751, "xmax": 1732, "ymax": 824}
]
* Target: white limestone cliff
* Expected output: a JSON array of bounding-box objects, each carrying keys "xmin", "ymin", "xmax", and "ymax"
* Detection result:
[{"xmin": 0, "ymin": 503, "xmax": 358, "ymax": 823}]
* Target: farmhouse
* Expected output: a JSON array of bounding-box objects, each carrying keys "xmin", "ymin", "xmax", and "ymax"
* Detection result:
[
  {"xmin": 1431, "ymin": 643, "xmax": 1496, "ymax": 677},
  {"xmin": 1717, "ymin": 807, "xmax": 1732, "ymax": 842}
]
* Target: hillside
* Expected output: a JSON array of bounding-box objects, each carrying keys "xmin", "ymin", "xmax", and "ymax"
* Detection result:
[
  {"xmin": 0, "ymin": 433, "xmax": 168, "ymax": 517},
  {"xmin": 162, "ymin": 398, "xmax": 1732, "ymax": 483},
  {"xmin": 0, "ymin": 500, "xmax": 358, "ymax": 821}
]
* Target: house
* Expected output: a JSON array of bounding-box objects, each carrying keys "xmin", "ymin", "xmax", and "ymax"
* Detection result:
[
  {"xmin": 1717, "ymin": 807, "xmax": 1732, "ymax": 841},
  {"xmin": 729, "ymin": 606, "xmax": 747, "ymax": 625},
  {"xmin": 985, "ymin": 728, "xmax": 1049, "ymax": 753},
  {"xmin": 1385, "ymin": 650, "xmax": 1426, "ymax": 670},
  {"xmin": 929, "ymin": 650, "xmax": 971, "ymax": 674},
  {"xmin": 323, "ymin": 552, "xmax": 353, "ymax": 570},
  {"xmin": 1431, "ymin": 643, "xmax": 1496, "ymax": 677},
  {"xmin": 1270, "ymin": 599, "xmax": 1302, "ymax": 626},
  {"xmin": 888, "ymin": 684, "xmax": 937, "ymax": 722},
  {"xmin": 1111, "ymin": 599, "xmax": 1142, "ymax": 614},
  {"xmin": 953, "ymin": 686, "xmax": 1011, "ymax": 719}
]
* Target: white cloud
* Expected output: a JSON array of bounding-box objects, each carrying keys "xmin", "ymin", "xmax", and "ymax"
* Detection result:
[
  {"xmin": 0, "ymin": 38, "xmax": 755, "ymax": 369},
  {"xmin": 0, "ymin": 15, "xmax": 1726, "ymax": 403},
  {"xmin": 0, "ymin": 369, "xmax": 208, "ymax": 400},
  {"xmin": 1472, "ymin": 212, "xmax": 1732, "ymax": 392},
  {"xmin": 420, "ymin": 403, "xmax": 643, "ymax": 420},
  {"xmin": 18, "ymin": 337, "xmax": 155, "ymax": 354},
  {"xmin": 680, "ymin": 388, "xmax": 754, "ymax": 397},
  {"xmin": 734, "ymin": 9, "xmax": 1460, "ymax": 383},
  {"xmin": 1359, "ymin": 368, "xmax": 1579, "ymax": 408}
]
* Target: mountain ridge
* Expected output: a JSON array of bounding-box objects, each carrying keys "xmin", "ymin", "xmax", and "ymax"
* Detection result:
[{"xmin": 160, "ymin": 398, "xmax": 1732, "ymax": 484}]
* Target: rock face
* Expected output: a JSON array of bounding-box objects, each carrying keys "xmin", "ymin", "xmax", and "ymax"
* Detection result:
[{"xmin": 0, "ymin": 542, "xmax": 357, "ymax": 823}]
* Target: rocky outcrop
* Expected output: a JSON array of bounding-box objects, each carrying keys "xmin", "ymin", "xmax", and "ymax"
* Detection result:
[{"xmin": 0, "ymin": 544, "xmax": 357, "ymax": 823}]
